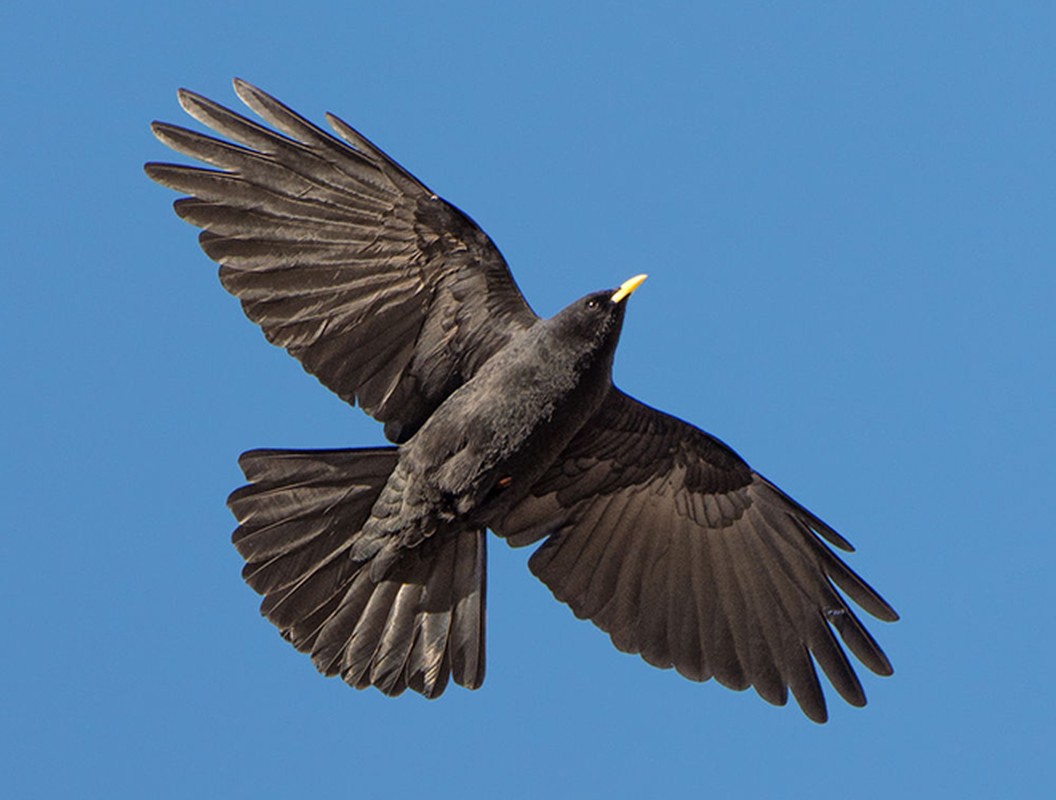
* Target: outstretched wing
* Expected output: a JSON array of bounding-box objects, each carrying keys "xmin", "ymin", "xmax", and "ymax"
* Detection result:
[
  {"xmin": 146, "ymin": 79, "xmax": 537, "ymax": 443},
  {"xmin": 496, "ymin": 389, "xmax": 898, "ymax": 723}
]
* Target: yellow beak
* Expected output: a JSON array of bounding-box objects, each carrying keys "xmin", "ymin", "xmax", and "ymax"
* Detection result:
[{"xmin": 610, "ymin": 273, "xmax": 648, "ymax": 304}]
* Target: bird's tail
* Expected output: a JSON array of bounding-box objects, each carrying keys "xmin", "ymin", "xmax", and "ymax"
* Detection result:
[{"xmin": 228, "ymin": 447, "xmax": 486, "ymax": 698}]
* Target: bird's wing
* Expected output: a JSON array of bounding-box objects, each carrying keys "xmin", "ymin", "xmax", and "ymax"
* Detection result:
[
  {"xmin": 146, "ymin": 80, "xmax": 538, "ymax": 443},
  {"xmin": 495, "ymin": 388, "xmax": 898, "ymax": 723}
]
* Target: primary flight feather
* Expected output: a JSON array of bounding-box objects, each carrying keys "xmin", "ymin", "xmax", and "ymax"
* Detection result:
[{"xmin": 146, "ymin": 79, "xmax": 897, "ymax": 723}]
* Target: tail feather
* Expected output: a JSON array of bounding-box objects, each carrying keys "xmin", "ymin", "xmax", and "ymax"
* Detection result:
[
  {"xmin": 228, "ymin": 447, "xmax": 487, "ymax": 698},
  {"xmin": 449, "ymin": 529, "xmax": 487, "ymax": 687}
]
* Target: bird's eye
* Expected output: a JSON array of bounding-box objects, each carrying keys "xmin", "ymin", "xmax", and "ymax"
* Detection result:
[{"xmin": 586, "ymin": 298, "xmax": 600, "ymax": 310}]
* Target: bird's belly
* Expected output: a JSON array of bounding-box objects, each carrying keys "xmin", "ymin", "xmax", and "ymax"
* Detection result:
[{"xmin": 403, "ymin": 357, "xmax": 610, "ymax": 524}]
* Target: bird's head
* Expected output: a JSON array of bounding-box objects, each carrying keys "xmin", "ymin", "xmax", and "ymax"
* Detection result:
[{"xmin": 548, "ymin": 274, "xmax": 648, "ymax": 360}]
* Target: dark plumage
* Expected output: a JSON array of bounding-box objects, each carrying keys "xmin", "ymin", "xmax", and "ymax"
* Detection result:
[{"xmin": 146, "ymin": 79, "xmax": 898, "ymax": 722}]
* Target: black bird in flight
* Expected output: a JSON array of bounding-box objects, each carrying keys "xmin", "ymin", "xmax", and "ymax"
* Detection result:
[{"xmin": 146, "ymin": 79, "xmax": 898, "ymax": 723}]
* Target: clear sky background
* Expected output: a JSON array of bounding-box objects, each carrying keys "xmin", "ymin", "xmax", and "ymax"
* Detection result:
[{"xmin": 3, "ymin": 2, "xmax": 1053, "ymax": 797}]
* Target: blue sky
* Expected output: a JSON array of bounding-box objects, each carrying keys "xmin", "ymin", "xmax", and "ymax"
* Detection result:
[{"xmin": 3, "ymin": 2, "xmax": 1053, "ymax": 797}]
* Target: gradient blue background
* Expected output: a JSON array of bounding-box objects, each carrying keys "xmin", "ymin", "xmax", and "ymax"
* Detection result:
[{"xmin": 4, "ymin": 2, "xmax": 1053, "ymax": 797}]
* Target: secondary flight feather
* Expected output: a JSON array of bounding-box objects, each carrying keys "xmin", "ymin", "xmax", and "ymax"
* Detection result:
[{"xmin": 146, "ymin": 79, "xmax": 898, "ymax": 722}]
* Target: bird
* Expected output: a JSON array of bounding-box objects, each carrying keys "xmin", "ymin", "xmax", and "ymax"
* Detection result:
[{"xmin": 145, "ymin": 79, "xmax": 898, "ymax": 723}]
